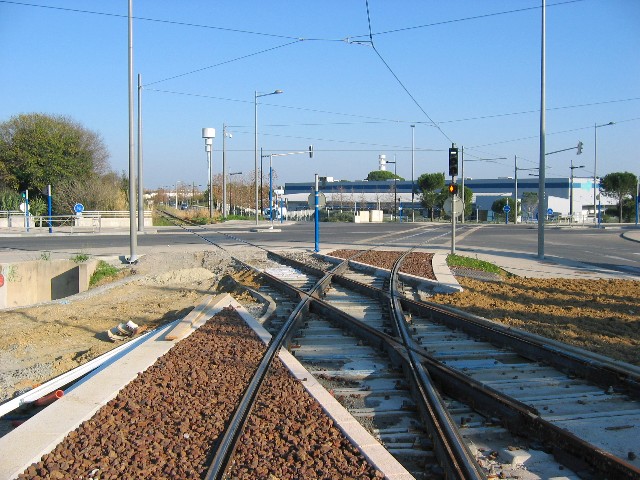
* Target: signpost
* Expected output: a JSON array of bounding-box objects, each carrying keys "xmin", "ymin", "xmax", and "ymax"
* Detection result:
[
  {"xmin": 503, "ymin": 204, "xmax": 511, "ymax": 224},
  {"xmin": 74, "ymin": 203, "xmax": 85, "ymax": 215},
  {"xmin": 308, "ymin": 192, "xmax": 326, "ymax": 209}
]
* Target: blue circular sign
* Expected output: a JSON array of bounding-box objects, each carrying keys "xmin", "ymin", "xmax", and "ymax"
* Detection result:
[
  {"xmin": 74, "ymin": 203, "xmax": 84, "ymax": 214},
  {"xmin": 547, "ymin": 208, "xmax": 553, "ymax": 215},
  {"xmin": 503, "ymin": 204, "xmax": 511, "ymax": 213}
]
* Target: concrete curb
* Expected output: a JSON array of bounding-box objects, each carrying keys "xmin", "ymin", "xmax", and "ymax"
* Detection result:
[
  {"xmin": 431, "ymin": 252, "xmax": 462, "ymax": 293},
  {"xmin": 621, "ymin": 230, "xmax": 640, "ymax": 244}
]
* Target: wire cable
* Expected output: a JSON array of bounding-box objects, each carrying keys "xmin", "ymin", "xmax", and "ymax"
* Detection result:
[
  {"xmin": 145, "ymin": 40, "xmax": 305, "ymax": 86},
  {"xmin": 350, "ymin": 0, "xmax": 586, "ymax": 39},
  {"xmin": 363, "ymin": 0, "xmax": 454, "ymax": 144}
]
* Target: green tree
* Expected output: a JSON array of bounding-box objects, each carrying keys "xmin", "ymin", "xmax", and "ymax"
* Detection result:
[
  {"xmin": 601, "ymin": 171, "xmax": 637, "ymax": 223},
  {"xmin": 461, "ymin": 185, "xmax": 474, "ymax": 219},
  {"xmin": 0, "ymin": 188, "xmax": 21, "ymax": 211},
  {"xmin": 0, "ymin": 113, "xmax": 109, "ymax": 192},
  {"xmin": 491, "ymin": 197, "xmax": 517, "ymax": 223},
  {"xmin": 417, "ymin": 172, "xmax": 444, "ymax": 220},
  {"xmin": 366, "ymin": 170, "xmax": 404, "ymax": 181},
  {"xmin": 29, "ymin": 196, "xmax": 47, "ymax": 216}
]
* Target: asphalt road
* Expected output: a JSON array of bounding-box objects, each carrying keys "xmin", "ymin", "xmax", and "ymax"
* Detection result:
[{"xmin": 1, "ymin": 222, "xmax": 639, "ymax": 277}]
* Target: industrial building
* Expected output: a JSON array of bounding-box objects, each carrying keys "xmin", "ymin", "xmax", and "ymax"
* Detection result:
[{"xmin": 283, "ymin": 176, "xmax": 611, "ymax": 222}]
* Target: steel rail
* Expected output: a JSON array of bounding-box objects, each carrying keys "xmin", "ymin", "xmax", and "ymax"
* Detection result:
[
  {"xmin": 204, "ymin": 257, "xmax": 347, "ymax": 479},
  {"xmin": 389, "ymin": 251, "xmax": 485, "ymax": 480}
]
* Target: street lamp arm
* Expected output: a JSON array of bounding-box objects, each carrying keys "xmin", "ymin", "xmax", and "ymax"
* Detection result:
[{"xmin": 546, "ymin": 145, "xmax": 580, "ymax": 156}]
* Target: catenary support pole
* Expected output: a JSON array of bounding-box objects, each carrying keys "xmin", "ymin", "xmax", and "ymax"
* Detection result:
[
  {"xmin": 314, "ymin": 174, "xmax": 320, "ymax": 253},
  {"xmin": 137, "ymin": 73, "xmax": 144, "ymax": 232},
  {"xmin": 537, "ymin": 0, "xmax": 546, "ymax": 260},
  {"xmin": 127, "ymin": 0, "xmax": 138, "ymax": 262}
]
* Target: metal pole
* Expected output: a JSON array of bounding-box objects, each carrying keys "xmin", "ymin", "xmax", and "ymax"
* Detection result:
[
  {"xmin": 411, "ymin": 124, "xmax": 415, "ymax": 222},
  {"xmin": 137, "ymin": 73, "xmax": 144, "ymax": 232},
  {"xmin": 47, "ymin": 184, "xmax": 52, "ymax": 234},
  {"xmin": 451, "ymin": 181, "xmax": 456, "ymax": 255},
  {"xmin": 394, "ymin": 155, "xmax": 397, "ymax": 222},
  {"xmin": 314, "ymin": 173, "xmax": 320, "ymax": 252},
  {"xmin": 25, "ymin": 189, "xmax": 29, "ymax": 232},
  {"xmin": 635, "ymin": 175, "xmax": 639, "ymax": 225},
  {"xmin": 461, "ymin": 146, "xmax": 465, "ymax": 224},
  {"xmin": 260, "ymin": 147, "xmax": 264, "ymax": 213},
  {"xmin": 537, "ymin": 0, "xmax": 546, "ymax": 260},
  {"xmin": 127, "ymin": 0, "xmax": 138, "ymax": 262},
  {"xmin": 570, "ymin": 157, "xmax": 574, "ymax": 220},
  {"xmin": 222, "ymin": 124, "xmax": 227, "ymax": 218},
  {"xmin": 254, "ymin": 91, "xmax": 259, "ymax": 225},
  {"xmin": 207, "ymin": 147, "xmax": 212, "ymax": 216},
  {"xmin": 269, "ymin": 154, "xmax": 274, "ymax": 227},
  {"xmin": 514, "ymin": 156, "xmax": 518, "ymax": 224}
]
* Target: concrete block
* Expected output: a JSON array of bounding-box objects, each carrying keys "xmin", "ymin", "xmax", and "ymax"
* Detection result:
[{"xmin": 501, "ymin": 448, "xmax": 532, "ymax": 467}]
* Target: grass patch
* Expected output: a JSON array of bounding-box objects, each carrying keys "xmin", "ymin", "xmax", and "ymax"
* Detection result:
[
  {"xmin": 153, "ymin": 214, "xmax": 174, "ymax": 226},
  {"xmin": 447, "ymin": 254, "xmax": 504, "ymax": 275},
  {"xmin": 90, "ymin": 260, "xmax": 122, "ymax": 286},
  {"xmin": 71, "ymin": 253, "xmax": 89, "ymax": 263}
]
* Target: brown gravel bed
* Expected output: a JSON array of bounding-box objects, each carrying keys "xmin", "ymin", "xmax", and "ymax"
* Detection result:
[
  {"xmin": 329, "ymin": 249, "xmax": 436, "ymax": 280},
  {"xmin": 18, "ymin": 307, "xmax": 382, "ymax": 479}
]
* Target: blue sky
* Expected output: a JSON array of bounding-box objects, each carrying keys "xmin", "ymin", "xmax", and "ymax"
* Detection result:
[{"xmin": 1, "ymin": 0, "xmax": 638, "ymax": 190}]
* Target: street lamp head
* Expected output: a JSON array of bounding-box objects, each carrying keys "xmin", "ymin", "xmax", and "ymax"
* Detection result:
[{"xmin": 273, "ymin": 89, "xmax": 283, "ymax": 95}]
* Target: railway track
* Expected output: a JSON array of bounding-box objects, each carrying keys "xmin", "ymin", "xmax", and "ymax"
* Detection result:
[{"xmin": 10, "ymin": 213, "xmax": 640, "ymax": 479}]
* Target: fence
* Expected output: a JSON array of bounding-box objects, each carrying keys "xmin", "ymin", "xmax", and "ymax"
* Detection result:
[{"xmin": 0, "ymin": 211, "xmax": 152, "ymax": 233}]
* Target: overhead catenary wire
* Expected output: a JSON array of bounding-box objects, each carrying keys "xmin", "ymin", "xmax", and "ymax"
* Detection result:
[
  {"xmin": 350, "ymin": 0, "xmax": 586, "ymax": 39},
  {"xmin": 362, "ymin": 0, "xmax": 454, "ymax": 145}
]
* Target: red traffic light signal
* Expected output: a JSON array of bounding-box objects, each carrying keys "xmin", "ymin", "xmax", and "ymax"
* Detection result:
[{"xmin": 448, "ymin": 183, "xmax": 458, "ymax": 195}]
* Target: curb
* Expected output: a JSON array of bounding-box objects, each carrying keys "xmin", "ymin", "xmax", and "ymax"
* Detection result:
[{"xmin": 621, "ymin": 231, "xmax": 640, "ymax": 244}]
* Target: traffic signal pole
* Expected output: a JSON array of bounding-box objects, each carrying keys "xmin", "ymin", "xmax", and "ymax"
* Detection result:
[
  {"xmin": 449, "ymin": 145, "xmax": 459, "ymax": 255},
  {"xmin": 451, "ymin": 178, "xmax": 456, "ymax": 255}
]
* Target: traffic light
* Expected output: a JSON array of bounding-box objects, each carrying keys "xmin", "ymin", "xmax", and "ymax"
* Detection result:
[
  {"xmin": 577, "ymin": 141, "xmax": 583, "ymax": 155},
  {"xmin": 309, "ymin": 145, "xmax": 314, "ymax": 158},
  {"xmin": 448, "ymin": 147, "xmax": 459, "ymax": 176},
  {"xmin": 448, "ymin": 183, "xmax": 458, "ymax": 195}
]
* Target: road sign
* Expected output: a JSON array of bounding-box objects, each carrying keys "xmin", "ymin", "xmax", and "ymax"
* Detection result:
[
  {"xmin": 503, "ymin": 204, "xmax": 511, "ymax": 213},
  {"xmin": 443, "ymin": 196, "xmax": 464, "ymax": 217},
  {"xmin": 308, "ymin": 192, "xmax": 326, "ymax": 209},
  {"xmin": 19, "ymin": 202, "xmax": 26, "ymax": 213},
  {"xmin": 547, "ymin": 208, "xmax": 553, "ymax": 216},
  {"xmin": 74, "ymin": 203, "xmax": 84, "ymax": 214}
]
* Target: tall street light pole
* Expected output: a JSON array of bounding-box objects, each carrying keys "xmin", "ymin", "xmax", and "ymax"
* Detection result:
[
  {"xmin": 593, "ymin": 121, "xmax": 614, "ymax": 227},
  {"xmin": 569, "ymin": 159, "xmax": 584, "ymax": 221},
  {"xmin": 137, "ymin": 73, "xmax": 144, "ymax": 232},
  {"xmin": 127, "ymin": 0, "xmax": 138, "ymax": 263},
  {"xmin": 202, "ymin": 128, "xmax": 216, "ymax": 217},
  {"xmin": 387, "ymin": 158, "xmax": 398, "ymax": 221},
  {"xmin": 222, "ymin": 124, "xmax": 232, "ymax": 218},
  {"xmin": 411, "ymin": 125, "xmax": 415, "ymax": 222},
  {"xmin": 254, "ymin": 89, "xmax": 283, "ymax": 225},
  {"xmin": 538, "ymin": 0, "xmax": 546, "ymax": 260}
]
